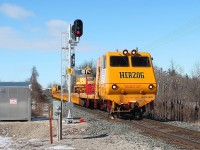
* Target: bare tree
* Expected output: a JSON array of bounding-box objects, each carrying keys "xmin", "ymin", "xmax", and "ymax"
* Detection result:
[
  {"xmin": 150, "ymin": 60, "xmax": 200, "ymax": 123},
  {"xmin": 47, "ymin": 82, "xmax": 60, "ymax": 89},
  {"xmin": 191, "ymin": 62, "xmax": 200, "ymax": 122},
  {"xmin": 30, "ymin": 66, "xmax": 43, "ymax": 102},
  {"xmin": 76, "ymin": 59, "xmax": 96, "ymax": 76},
  {"xmin": 30, "ymin": 66, "xmax": 47, "ymax": 117}
]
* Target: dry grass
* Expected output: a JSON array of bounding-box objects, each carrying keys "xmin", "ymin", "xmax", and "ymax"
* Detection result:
[{"xmin": 193, "ymin": 121, "xmax": 200, "ymax": 126}]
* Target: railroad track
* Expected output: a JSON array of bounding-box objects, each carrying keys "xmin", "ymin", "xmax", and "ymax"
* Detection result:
[
  {"xmin": 74, "ymin": 104, "xmax": 200, "ymax": 150},
  {"xmin": 130, "ymin": 119, "xmax": 200, "ymax": 149},
  {"xmin": 48, "ymin": 94, "xmax": 200, "ymax": 149}
]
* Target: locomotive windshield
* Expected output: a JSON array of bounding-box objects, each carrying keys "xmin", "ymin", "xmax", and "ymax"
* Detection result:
[
  {"xmin": 110, "ymin": 56, "xmax": 129, "ymax": 67},
  {"xmin": 87, "ymin": 77, "xmax": 95, "ymax": 81},
  {"xmin": 131, "ymin": 56, "xmax": 150, "ymax": 67}
]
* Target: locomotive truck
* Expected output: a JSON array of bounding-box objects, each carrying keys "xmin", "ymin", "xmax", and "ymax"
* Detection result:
[{"xmin": 52, "ymin": 49, "xmax": 157, "ymax": 119}]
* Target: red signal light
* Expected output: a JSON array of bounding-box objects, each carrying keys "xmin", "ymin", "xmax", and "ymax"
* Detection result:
[{"xmin": 76, "ymin": 30, "xmax": 80, "ymax": 35}]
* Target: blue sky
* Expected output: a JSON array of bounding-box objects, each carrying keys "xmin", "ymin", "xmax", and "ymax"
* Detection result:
[{"xmin": 0, "ymin": 0, "xmax": 200, "ymax": 88}]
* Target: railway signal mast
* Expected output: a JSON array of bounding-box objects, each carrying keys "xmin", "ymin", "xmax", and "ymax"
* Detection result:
[{"xmin": 66, "ymin": 19, "xmax": 83, "ymax": 123}]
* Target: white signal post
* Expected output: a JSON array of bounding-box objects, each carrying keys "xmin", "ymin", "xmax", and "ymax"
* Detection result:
[
  {"xmin": 66, "ymin": 23, "xmax": 80, "ymax": 123},
  {"xmin": 67, "ymin": 23, "xmax": 73, "ymax": 123},
  {"xmin": 59, "ymin": 20, "xmax": 82, "ymax": 140}
]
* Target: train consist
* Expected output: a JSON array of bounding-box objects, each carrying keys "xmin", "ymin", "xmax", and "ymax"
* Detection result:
[{"xmin": 52, "ymin": 49, "xmax": 157, "ymax": 119}]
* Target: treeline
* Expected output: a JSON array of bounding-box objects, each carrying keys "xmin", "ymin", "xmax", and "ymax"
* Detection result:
[{"xmin": 149, "ymin": 65, "xmax": 200, "ymax": 123}]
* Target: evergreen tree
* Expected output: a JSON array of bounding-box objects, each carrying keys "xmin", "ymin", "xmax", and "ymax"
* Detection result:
[{"xmin": 30, "ymin": 66, "xmax": 43, "ymax": 102}]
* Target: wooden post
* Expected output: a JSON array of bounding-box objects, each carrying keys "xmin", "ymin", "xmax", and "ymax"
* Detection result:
[{"xmin": 49, "ymin": 108, "xmax": 53, "ymax": 144}]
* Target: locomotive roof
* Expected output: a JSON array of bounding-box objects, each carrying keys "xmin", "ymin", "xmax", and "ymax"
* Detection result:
[{"xmin": 106, "ymin": 51, "xmax": 151, "ymax": 56}]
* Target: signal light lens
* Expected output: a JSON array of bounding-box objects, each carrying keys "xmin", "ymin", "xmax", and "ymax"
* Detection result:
[
  {"xmin": 148, "ymin": 84, "xmax": 154, "ymax": 90},
  {"xmin": 112, "ymin": 84, "xmax": 118, "ymax": 90},
  {"xmin": 123, "ymin": 49, "xmax": 129, "ymax": 55},
  {"xmin": 76, "ymin": 30, "xmax": 80, "ymax": 35},
  {"xmin": 131, "ymin": 49, "xmax": 137, "ymax": 55}
]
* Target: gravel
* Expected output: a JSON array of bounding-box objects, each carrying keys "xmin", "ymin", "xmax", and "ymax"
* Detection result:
[
  {"xmin": 0, "ymin": 106, "xmax": 191, "ymax": 150},
  {"xmin": 163, "ymin": 121, "xmax": 200, "ymax": 132}
]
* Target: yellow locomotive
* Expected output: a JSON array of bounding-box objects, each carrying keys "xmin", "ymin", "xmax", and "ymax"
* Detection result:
[{"xmin": 52, "ymin": 49, "xmax": 157, "ymax": 119}]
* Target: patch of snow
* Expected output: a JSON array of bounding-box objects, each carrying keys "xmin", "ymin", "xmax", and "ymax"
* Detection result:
[
  {"xmin": 46, "ymin": 145, "xmax": 75, "ymax": 150},
  {"xmin": 0, "ymin": 136, "xmax": 13, "ymax": 149}
]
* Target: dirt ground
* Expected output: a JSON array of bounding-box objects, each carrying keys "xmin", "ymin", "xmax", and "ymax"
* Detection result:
[
  {"xmin": 0, "ymin": 119, "xmax": 91, "ymax": 149},
  {"xmin": 0, "ymin": 118, "xmax": 175, "ymax": 150}
]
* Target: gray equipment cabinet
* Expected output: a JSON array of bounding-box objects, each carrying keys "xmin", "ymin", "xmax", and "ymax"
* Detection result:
[{"xmin": 0, "ymin": 82, "xmax": 31, "ymax": 121}]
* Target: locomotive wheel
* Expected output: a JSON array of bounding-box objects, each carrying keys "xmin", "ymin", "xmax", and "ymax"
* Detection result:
[
  {"xmin": 81, "ymin": 99, "xmax": 86, "ymax": 107},
  {"xmin": 116, "ymin": 112, "xmax": 120, "ymax": 118},
  {"xmin": 130, "ymin": 110, "xmax": 135, "ymax": 120},
  {"xmin": 86, "ymin": 99, "xmax": 90, "ymax": 108},
  {"xmin": 138, "ymin": 107, "xmax": 145, "ymax": 120},
  {"xmin": 107, "ymin": 108, "xmax": 114, "ymax": 119},
  {"xmin": 130, "ymin": 108, "xmax": 143, "ymax": 120},
  {"xmin": 138, "ymin": 109, "xmax": 143, "ymax": 120},
  {"xmin": 115, "ymin": 106, "xmax": 121, "ymax": 118},
  {"xmin": 90, "ymin": 100, "xmax": 94, "ymax": 109}
]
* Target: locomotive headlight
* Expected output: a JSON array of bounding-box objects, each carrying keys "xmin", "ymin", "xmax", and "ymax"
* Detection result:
[
  {"xmin": 123, "ymin": 49, "xmax": 129, "ymax": 55},
  {"xmin": 131, "ymin": 49, "xmax": 137, "ymax": 55},
  {"xmin": 148, "ymin": 84, "xmax": 154, "ymax": 90},
  {"xmin": 112, "ymin": 84, "xmax": 118, "ymax": 90}
]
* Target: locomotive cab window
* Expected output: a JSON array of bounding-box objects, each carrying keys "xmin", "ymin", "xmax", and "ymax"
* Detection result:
[
  {"xmin": 110, "ymin": 56, "xmax": 129, "ymax": 67},
  {"xmin": 87, "ymin": 77, "xmax": 95, "ymax": 81},
  {"xmin": 131, "ymin": 56, "xmax": 150, "ymax": 67},
  {"xmin": 103, "ymin": 55, "xmax": 106, "ymax": 69}
]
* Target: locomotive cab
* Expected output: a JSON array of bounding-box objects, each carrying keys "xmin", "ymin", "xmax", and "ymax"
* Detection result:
[{"xmin": 96, "ymin": 49, "xmax": 157, "ymax": 119}]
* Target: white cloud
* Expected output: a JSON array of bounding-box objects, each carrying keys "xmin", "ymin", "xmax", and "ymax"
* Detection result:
[
  {"xmin": 0, "ymin": 26, "xmax": 58, "ymax": 51},
  {"xmin": 0, "ymin": 20, "xmax": 97, "ymax": 52},
  {"xmin": 46, "ymin": 19, "xmax": 69, "ymax": 37},
  {"xmin": 76, "ymin": 42, "xmax": 101, "ymax": 52},
  {"xmin": 0, "ymin": 3, "xmax": 34, "ymax": 20},
  {"xmin": 0, "ymin": 26, "xmax": 18, "ymax": 37},
  {"xmin": 0, "ymin": 26, "xmax": 20, "ymax": 46}
]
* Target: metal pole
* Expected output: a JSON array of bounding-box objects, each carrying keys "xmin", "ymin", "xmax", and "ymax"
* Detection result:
[
  {"xmin": 58, "ymin": 112, "xmax": 60, "ymax": 141},
  {"xmin": 68, "ymin": 24, "xmax": 71, "ymax": 103},
  {"xmin": 59, "ymin": 32, "xmax": 64, "ymax": 140},
  {"xmin": 60, "ymin": 99, "xmax": 62, "ymax": 139},
  {"xmin": 67, "ymin": 24, "xmax": 72, "ymax": 123}
]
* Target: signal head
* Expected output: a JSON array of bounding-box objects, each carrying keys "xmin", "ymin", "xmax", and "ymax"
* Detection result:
[{"xmin": 73, "ymin": 19, "xmax": 83, "ymax": 37}]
